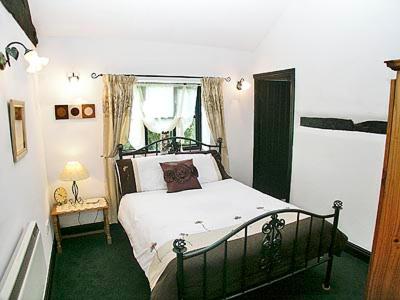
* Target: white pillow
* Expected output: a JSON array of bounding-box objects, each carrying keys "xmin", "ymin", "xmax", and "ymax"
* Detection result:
[
  {"xmin": 131, "ymin": 154, "xmax": 177, "ymax": 192},
  {"xmin": 176, "ymin": 153, "xmax": 222, "ymax": 184}
]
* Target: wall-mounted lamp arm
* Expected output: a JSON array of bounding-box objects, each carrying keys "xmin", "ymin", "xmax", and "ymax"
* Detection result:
[
  {"xmin": 5, "ymin": 41, "xmax": 30, "ymax": 52},
  {"xmin": 4, "ymin": 41, "xmax": 31, "ymax": 66},
  {"xmin": 236, "ymin": 77, "xmax": 250, "ymax": 90},
  {"xmin": 0, "ymin": 41, "xmax": 48, "ymax": 73}
]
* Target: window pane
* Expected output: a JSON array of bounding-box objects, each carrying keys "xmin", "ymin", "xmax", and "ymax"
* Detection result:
[
  {"xmin": 183, "ymin": 118, "xmax": 196, "ymax": 144},
  {"xmin": 142, "ymin": 85, "xmax": 175, "ymax": 118},
  {"xmin": 147, "ymin": 130, "xmax": 161, "ymax": 150}
]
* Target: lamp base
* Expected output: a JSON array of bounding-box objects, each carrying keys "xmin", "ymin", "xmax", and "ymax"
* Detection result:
[{"xmin": 70, "ymin": 181, "xmax": 83, "ymax": 205}]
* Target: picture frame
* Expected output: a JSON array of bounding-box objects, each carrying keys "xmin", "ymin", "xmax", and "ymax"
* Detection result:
[
  {"xmin": 54, "ymin": 103, "xmax": 96, "ymax": 120},
  {"xmin": 9, "ymin": 100, "xmax": 28, "ymax": 162}
]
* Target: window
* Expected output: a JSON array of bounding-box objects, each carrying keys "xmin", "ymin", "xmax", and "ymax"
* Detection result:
[
  {"xmin": 144, "ymin": 86, "xmax": 202, "ymax": 146},
  {"xmin": 128, "ymin": 83, "xmax": 209, "ymax": 150}
]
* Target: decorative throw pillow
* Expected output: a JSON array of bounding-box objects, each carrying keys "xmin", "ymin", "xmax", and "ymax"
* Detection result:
[{"xmin": 159, "ymin": 159, "xmax": 202, "ymax": 193}]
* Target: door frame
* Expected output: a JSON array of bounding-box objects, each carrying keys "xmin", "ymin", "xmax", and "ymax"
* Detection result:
[{"xmin": 253, "ymin": 68, "xmax": 295, "ymax": 202}]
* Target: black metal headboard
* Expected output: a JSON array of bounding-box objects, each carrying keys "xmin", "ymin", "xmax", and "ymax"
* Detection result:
[
  {"xmin": 117, "ymin": 137, "xmax": 222, "ymax": 159},
  {"xmin": 115, "ymin": 137, "xmax": 230, "ymax": 197}
]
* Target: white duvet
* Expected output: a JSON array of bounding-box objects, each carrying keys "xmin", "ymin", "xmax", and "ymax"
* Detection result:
[{"xmin": 118, "ymin": 179, "xmax": 299, "ymax": 279}]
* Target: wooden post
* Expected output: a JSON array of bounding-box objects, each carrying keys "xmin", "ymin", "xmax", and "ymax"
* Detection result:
[{"xmin": 366, "ymin": 59, "xmax": 400, "ymax": 299}]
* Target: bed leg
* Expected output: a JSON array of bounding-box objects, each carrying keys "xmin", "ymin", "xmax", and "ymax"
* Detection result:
[
  {"xmin": 322, "ymin": 200, "xmax": 343, "ymax": 291},
  {"xmin": 173, "ymin": 239, "xmax": 187, "ymax": 300},
  {"xmin": 322, "ymin": 257, "xmax": 333, "ymax": 291}
]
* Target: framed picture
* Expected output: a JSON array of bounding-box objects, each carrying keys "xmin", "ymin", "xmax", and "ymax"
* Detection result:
[
  {"xmin": 9, "ymin": 100, "xmax": 28, "ymax": 162},
  {"xmin": 54, "ymin": 104, "xmax": 96, "ymax": 120}
]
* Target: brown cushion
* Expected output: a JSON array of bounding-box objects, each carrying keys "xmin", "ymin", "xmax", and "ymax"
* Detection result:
[{"xmin": 159, "ymin": 159, "xmax": 202, "ymax": 193}]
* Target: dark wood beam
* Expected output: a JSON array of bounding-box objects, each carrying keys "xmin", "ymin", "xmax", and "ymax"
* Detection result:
[{"xmin": 1, "ymin": 0, "xmax": 38, "ymax": 46}]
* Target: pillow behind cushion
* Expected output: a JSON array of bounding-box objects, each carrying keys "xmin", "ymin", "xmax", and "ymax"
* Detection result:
[
  {"xmin": 176, "ymin": 153, "xmax": 222, "ymax": 184},
  {"xmin": 176, "ymin": 150, "xmax": 231, "ymax": 180},
  {"xmin": 159, "ymin": 159, "xmax": 202, "ymax": 193},
  {"xmin": 132, "ymin": 154, "xmax": 177, "ymax": 192}
]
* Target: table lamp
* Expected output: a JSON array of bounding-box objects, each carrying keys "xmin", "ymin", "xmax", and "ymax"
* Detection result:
[{"xmin": 59, "ymin": 161, "xmax": 89, "ymax": 204}]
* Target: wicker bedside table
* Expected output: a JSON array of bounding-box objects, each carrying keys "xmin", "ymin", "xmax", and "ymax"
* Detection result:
[{"xmin": 51, "ymin": 197, "xmax": 112, "ymax": 253}]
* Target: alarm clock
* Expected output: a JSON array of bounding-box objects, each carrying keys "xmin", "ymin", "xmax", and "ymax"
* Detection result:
[{"xmin": 54, "ymin": 187, "xmax": 68, "ymax": 206}]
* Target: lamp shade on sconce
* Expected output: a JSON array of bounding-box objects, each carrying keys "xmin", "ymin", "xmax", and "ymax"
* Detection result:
[
  {"xmin": 59, "ymin": 161, "xmax": 89, "ymax": 182},
  {"xmin": 24, "ymin": 50, "xmax": 49, "ymax": 73}
]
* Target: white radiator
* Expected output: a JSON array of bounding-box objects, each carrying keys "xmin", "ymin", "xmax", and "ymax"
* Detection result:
[{"xmin": 0, "ymin": 222, "xmax": 47, "ymax": 300}]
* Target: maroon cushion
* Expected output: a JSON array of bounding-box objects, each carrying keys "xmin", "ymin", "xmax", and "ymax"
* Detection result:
[{"xmin": 160, "ymin": 159, "xmax": 202, "ymax": 193}]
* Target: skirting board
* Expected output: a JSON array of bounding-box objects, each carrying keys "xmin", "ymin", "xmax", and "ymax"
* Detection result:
[
  {"xmin": 344, "ymin": 241, "xmax": 371, "ymax": 263},
  {"xmin": 44, "ymin": 240, "xmax": 56, "ymax": 300}
]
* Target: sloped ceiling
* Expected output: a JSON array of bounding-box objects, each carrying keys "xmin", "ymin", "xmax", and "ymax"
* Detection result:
[{"xmin": 29, "ymin": 0, "xmax": 291, "ymax": 51}]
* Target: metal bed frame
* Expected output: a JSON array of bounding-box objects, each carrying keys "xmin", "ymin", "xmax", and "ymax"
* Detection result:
[{"xmin": 116, "ymin": 137, "xmax": 343, "ymax": 299}]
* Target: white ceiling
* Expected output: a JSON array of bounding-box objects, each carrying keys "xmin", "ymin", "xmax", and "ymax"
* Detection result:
[{"xmin": 29, "ymin": 0, "xmax": 291, "ymax": 51}]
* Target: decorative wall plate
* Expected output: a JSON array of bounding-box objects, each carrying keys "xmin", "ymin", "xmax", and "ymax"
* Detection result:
[
  {"xmin": 55, "ymin": 105, "xmax": 69, "ymax": 119},
  {"xmin": 82, "ymin": 104, "xmax": 96, "ymax": 118},
  {"xmin": 55, "ymin": 104, "xmax": 96, "ymax": 120}
]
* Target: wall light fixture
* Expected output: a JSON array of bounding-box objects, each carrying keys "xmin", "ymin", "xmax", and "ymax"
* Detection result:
[
  {"xmin": 0, "ymin": 41, "xmax": 49, "ymax": 73},
  {"xmin": 68, "ymin": 72, "xmax": 80, "ymax": 83},
  {"xmin": 236, "ymin": 78, "xmax": 251, "ymax": 91}
]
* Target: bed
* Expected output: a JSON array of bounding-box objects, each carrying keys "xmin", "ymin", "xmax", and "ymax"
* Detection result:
[{"xmin": 115, "ymin": 137, "xmax": 347, "ymax": 299}]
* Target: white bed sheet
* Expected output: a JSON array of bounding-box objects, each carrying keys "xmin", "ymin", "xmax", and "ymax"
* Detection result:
[{"xmin": 118, "ymin": 179, "xmax": 299, "ymax": 277}]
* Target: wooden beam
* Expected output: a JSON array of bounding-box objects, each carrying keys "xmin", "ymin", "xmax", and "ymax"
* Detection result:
[{"xmin": 0, "ymin": 0, "xmax": 38, "ymax": 46}]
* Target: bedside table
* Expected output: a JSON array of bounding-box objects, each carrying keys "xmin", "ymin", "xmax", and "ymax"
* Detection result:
[{"xmin": 51, "ymin": 197, "xmax": 112, "ymax": 253}]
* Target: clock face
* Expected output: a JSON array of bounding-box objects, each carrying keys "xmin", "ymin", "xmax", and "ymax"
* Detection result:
[{"xmin": 54, "ymin": 187, "xmax": 68, "ymax": 205}]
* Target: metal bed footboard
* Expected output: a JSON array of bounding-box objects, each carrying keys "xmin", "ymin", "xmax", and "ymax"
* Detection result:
[{"xmin": 172, "ymin": 201, "xmax": 343, "ymax": 299}]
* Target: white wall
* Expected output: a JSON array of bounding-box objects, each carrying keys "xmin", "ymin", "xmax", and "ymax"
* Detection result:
[
  {"xmin": 0, "ymin": 6, "xmax": 52, "ymax": 279},
  {"xmin": 37, "ymin": 37, "xmax": 252, "ymax": 226},
  {"xmin": 241, "ymin": 0, "xmax": 400, "ymax": 250}
]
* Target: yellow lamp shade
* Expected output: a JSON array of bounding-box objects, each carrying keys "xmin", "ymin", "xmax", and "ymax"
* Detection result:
[{"xmin": 59, "ymin": 161, "xmax": 89, "ymax": 181}]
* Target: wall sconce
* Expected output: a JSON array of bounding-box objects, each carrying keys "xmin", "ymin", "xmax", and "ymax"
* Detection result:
[
  {"xmin": 0, "ymin": 41, "xmax": 49, "ymax": 73},
  {"xmin": 236, "ymin": 78, "xmax": 250, "ymax": 91},
  {"xmin": 68, "ymin": 72, "xmax": 80, "ymax": 83}
]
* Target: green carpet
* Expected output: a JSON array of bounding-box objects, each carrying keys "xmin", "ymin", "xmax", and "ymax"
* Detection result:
[{"xmin": 50, "ymin": 224, "xmax": 368, "ymax": 300}]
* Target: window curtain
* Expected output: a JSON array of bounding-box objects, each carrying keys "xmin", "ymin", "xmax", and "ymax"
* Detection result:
[
  {"xmin": 102, "ymin": 74, "xmax": 136, "ymax": 223},
  {"xmin": 176, "ymin": 86, "xmax": 198, "ymax": 136},
  {"xmin": 201, "ymin": 77, "xmax": 229, "ymax": 170},
  {"xmin": 129, "ymin": 84, "xmax": 198, "ymax": 148}
]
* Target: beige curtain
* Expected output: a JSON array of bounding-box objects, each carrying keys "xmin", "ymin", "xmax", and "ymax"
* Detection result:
[
  {"xmin": 102, "ymin": 74, "xmax": 136, "ymax": 223},
  {"xmin": 201, "ymin": 77, "xmax": 229, "ymax": 170}
]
